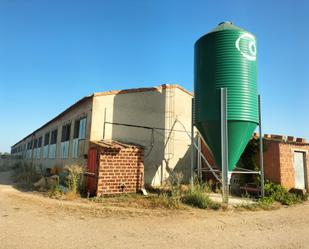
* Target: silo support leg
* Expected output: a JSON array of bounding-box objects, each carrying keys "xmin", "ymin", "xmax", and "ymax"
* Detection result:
[
  {"xmin": 258, "ymin": 95, "xmax": 265, "ymax": 198},
  {"xmin": 221, "ymin": 88, "xmax": 229, "ymax": 204}
]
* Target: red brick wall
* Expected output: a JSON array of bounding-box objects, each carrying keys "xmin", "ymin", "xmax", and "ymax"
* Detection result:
[
  {"xmin": 263, "ymin": 140, "xmax": 281, "ymax": 184},
  {"xmin": 263, "ymin": 139, "xmax": 309, "ymax": 190},
  {"xmin": 278, "ymin": 143, "xmax": 295, "ymax": 189},
  {"xmin": 96, "ymin": 146, "xmax": 144, "ymax": 195}
]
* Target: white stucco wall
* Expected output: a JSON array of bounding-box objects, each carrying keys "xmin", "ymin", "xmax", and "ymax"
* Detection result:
[{"xmin": 91, "ymin": 85, "xmax": 192, "ymax": 185}]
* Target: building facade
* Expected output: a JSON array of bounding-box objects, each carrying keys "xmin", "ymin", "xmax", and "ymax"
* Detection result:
[
  {"xmin": 11, "ymin": 84, "xmax": 193, "ymax": 186},
  {"xmin": 263, "ymin": 135, "xmax": 309, "ymax": 190}
]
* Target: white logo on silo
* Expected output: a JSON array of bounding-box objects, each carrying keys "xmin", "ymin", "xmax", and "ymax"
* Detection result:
[{"xmin": 235, "ymin": 33, "xmax": 256, "ymax": 61}]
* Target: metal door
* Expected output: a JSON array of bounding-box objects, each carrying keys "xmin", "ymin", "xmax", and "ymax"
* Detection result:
[
  {"xmin": 294, "ymin": 152, "xmax": 306, "ymax": 189},
  {"xmin": 86, "ymin": 148, "xmax": 98, "ymax": 196}
]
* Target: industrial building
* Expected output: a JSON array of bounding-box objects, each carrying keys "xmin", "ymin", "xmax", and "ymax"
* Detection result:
[
  {"xmin": 10, "ymin": 82, "xmax": 309, "ymax": 193},
  {"xmin": 11, "ymin": 84, "xmax": 192, "ymax": 187}
]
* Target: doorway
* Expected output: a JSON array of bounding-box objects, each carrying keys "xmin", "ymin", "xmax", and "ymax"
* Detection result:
[{"xmin": 294, "ymin": 151, "xmax": 307, "ymax": 189}]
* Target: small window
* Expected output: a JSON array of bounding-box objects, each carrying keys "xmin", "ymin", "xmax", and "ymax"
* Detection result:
[
  {"xmin": 61, "ymin": 123, "xmax": 71, "ymax": 142},
  {"xmin": 73, "ymin": 119, "xmax": 80, "ymax": 139},
  {"xmin": 50, "ymin": 129, "xmax": 58, "ymax": 144},
  {"xmin": 34, "ymin": 139, "xmax": 38, "ymax": 148},
  {"xmin": 73, "ymin": 117, "xmax": 86, "ymax": 139},
  {"xmin": 38, "ymin": 137, "xmax": 42, "ymax": 148},
  {"xmin": 44, "ymin": 133, "xmax": 50, "ymax": 146},
  {"xmin": 79, "ymin": 118, "xmax": 86, "ymax": 139}
]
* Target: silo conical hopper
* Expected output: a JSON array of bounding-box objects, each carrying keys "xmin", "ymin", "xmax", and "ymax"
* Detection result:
[{"xmin": 194, "ymin": 22, "xmax": 258, "ymax": 171}]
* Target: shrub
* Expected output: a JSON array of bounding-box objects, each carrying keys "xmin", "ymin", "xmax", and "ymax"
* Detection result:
[
  {"xmin": 64, "ymin": 164, "xmax": 84, "ymax": 194},
  {"xmin": 182, "ymin": 189, "xmax": 220, "ymax": 210},
  {"xmin": 263, "ymin": 181, "xmax": 304, "ymax": 206},
  {"xmin": 148, "ymin": 193, "xmax": 180, "ymax": 209},
  {"xmin": 48, "ymin": 177, "xmax": 63, "ymax": 198}
]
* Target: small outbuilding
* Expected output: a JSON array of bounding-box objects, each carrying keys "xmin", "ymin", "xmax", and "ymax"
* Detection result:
[
  {"xmin": 263, "ymin": 135, "xmax": 309, "ymax": 191},
  {"xmin": 86, "ymin": 140, "xmax": 144, "ymax": 196}
]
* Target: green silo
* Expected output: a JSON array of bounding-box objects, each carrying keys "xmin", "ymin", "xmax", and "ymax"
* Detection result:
[{"xmin": 194, "ymin": 22, "xmax": 258, "ymax": 171}]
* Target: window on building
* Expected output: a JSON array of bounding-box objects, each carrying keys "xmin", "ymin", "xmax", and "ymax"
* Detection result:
[
  {"xmin": 33, "ymin": 138, "xmax": 38, "ymax": 159},
  {"xmin": 50, "ymin": 130, "xmax": 58, "ymax": 144},
  {"xmin": 34, "ymin": 139, "xmax": 38, "ymax": 149},
  {"xmin": 44, "ymin": 133, "xmax": 50, "ymax": 146},
  {"xmin": 36, "ymin": 136, "xmax": 42, "ymax": 159},
  {"xmin": 72, "ymin": 117, "xmax": 87, "ymax": 158},
  {"xmin": 61, "ymin": 123, "xmax": 71, "ymax": 159},
  {"xmin": 73, "ymin": 119, "xmax": 80, "ymax": 139},
  {"xmin": 38, "ymin": 137, "xmax": 42, "ymax": 148},
  {"xmin": 43, "ymin": 132, "xmax": 50, "ymax": 158},
  {"xmin": 26, "ymin": 140, "xmax": 33, "ymax": 159},
  {"xmin": 61, "ymin": 123, "xmax": 71, "ymax": 142},
  {"xmin": 49, "ymin": 129, "xmax": 58, "ymax": 159},
  {"xmin": 79, "ymin": 117, "xmax": 86, "ymax": 139}
]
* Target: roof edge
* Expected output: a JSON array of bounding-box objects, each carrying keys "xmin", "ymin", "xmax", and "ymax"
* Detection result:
[
  {"xmin": 11, "ymin": 95, "xmax": 93, "ymax": 148},
  {"xmin": 11, "ymin": 84, "xmax": 192, "ymax": 148},
  {"xmin": 93, "ymin": 84, "xmax": 192, "ymax": 97}
]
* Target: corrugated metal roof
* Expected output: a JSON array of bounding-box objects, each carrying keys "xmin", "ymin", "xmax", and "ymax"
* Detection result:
[{"xmin": 90, "ymin": 140, "xmax": 144, "ymax": 149}]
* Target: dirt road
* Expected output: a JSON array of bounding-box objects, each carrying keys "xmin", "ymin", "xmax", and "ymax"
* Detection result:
[{"xmin": 1, "ymin": 170, "xmax": 309, "ymax": 249}]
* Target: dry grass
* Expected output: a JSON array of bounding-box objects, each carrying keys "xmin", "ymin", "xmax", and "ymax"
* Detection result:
[{"xmin": 91, "ymin": 193, "xmax": 186, "ymax": 210}]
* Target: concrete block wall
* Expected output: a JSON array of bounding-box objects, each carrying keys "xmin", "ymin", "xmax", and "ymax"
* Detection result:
[{"xmin": 96, "ymin": 147, "xmax": 144, "ymax": 195}]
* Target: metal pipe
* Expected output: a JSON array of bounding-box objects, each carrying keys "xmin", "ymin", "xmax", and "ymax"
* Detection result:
[
  {"xmin": 103, "ymin": 108, "xmax": 106, "ymax": 140},
  {"xmin": 258, "ymin": 95, "xmax": 265, "ymax": 197},
  {"xmin": 200, "ymin": 169, "xmax": 221, "ymax": 172},
  {"xmin": 190, "ymin": 98, "xmax": 194, "ymax": 188},
  {"xmin": 221, "ymin": 88, "xmax": 229, "ymax": 203},
  {"xmin": 197, "ymin": 134, "xmax": 202, "ymax": 182},
  {"xmin": 234, "ymin": 166, "xmax": 253, "ymax": 172},
  {"xmin": 232, "ymin": 171, "xmax": 261, "ymax": 174}
]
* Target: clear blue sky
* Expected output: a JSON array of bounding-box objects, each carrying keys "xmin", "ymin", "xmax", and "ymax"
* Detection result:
[{"xmin": 0, "ymin": 0, "xmax": 308, "ymax": 152}]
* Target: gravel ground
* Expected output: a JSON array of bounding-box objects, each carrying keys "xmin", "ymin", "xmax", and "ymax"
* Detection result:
[{"xmin": 1, "ymin": 170, "xmax": 309, "ymax": 249}]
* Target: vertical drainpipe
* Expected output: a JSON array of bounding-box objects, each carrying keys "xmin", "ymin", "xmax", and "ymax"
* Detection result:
[{"xmin": 103, "ymin": 108, "xmax": 106, "ymax": 140}]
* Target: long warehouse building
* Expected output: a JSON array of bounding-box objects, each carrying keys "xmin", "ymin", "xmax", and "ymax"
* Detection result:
[{"xmin": 11, "ymin": 84, "xmax": 193, "ymax": 186}]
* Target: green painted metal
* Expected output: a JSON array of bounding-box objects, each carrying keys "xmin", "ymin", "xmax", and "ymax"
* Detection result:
[{"xmin": 194, "ymin": 22, "xmax": 258, "ymax": 171}]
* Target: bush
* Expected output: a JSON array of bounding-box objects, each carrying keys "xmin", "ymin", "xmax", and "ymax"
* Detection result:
[
  {"xmin": 147, "ymin": 171, "xmax": 185, "ymax": 209},
  {"xmin": 182, "ymin": 189, "xmax": 221, "ymax": 210},
  {"xmin": 148, "ymin": 193, "xmax": 180, "ymax": 209},
  {"xmin": 64, "ymin": 164, "xmax": 84, "ymax": 194},
  {"xmin": 48, "ymin": 177, "xmax": 63, "ymax": 198},
  {"xmin": 263, "ymin": 181, "xmax": 305, "ymax": 206}
]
